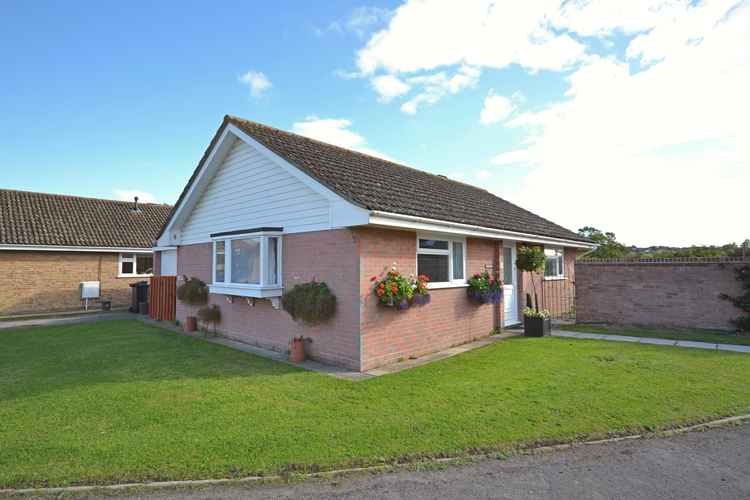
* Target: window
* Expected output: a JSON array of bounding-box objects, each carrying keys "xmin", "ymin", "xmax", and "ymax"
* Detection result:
[
  {"xmin": 119, "ymin": 253, "xmax": 153, "ymax": 277},
  {"xmin": 544, "ymin": 247, "xmax": 564, "ymax": 279},
  {"xmin": 211, "ymin": 230, "xmax": 283, "ymax": 297},
  {"xmin": 417, "ymin": 235, "xmax": 466, "ymax": 286}
]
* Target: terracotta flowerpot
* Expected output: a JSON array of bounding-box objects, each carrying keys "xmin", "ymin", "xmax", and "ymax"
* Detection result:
[
  {"xmin": 185, "ymin": 316, "xmax": 197, "ymax": 332},
  {"xmin": 290, "ymin": 337, "xmax": 306, "ymax": 363}
]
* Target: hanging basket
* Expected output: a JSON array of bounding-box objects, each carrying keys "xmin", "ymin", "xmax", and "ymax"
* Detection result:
[{"xmin": 467, "ymin": 288, "xmax": 502, "ymax": 304}]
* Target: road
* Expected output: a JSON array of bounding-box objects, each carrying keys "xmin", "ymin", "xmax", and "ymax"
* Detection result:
[{"xmin": 103, "ymin": 423, "xmax": 750, "ymax": 499}]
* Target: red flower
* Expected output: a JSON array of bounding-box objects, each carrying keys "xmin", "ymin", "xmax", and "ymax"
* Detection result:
[
  {"xmin": 376, "ymin": 288, "xmax": 385, "ymax": 297},
  {"xmin": 370, "ymin": 275, "xmax": 378, "ymax": 282},
  {"xmin": 379, "ymin": 283, "xmax": 385, "ymax": 289}
]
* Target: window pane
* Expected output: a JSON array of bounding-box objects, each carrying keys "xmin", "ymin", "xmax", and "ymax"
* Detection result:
[
  {"xmin": 215, "ymin": 241, "xmax": 225, "ymax": 282},
  {"xmin": 121, "ymin": 253, "xmax": 134, "ymax": 260},
  {"xmin": 544, "ymin": 258, "xmax": 555, "ymax": 277},
  {"xmin": 419, "ymin": 239, "xmax": 449, "ymax": 250},
  {"xmin": 267, "ymin": 237, "xmax": 278, "ymax": 285},
  {"xmin": 231, "ymin": 238, "xmax": 260, "ymax": 284},
  {"xmin": 417, "ymin": 254, "xmax": 449, "ymax": 282},
  {"xmin": 136, "ymin": 254, "xmax": 153, "ymax": 275},
  {"xmin": 121, "ymin": 261, "xmax": 134, "ymax": 274},
  {"xmin": 452, "ymin": 242, "xmax": 464, "ymax": 280},
  {"xmin": 503, "ymin": 247, "xmax": 513, "ymax": 284}
]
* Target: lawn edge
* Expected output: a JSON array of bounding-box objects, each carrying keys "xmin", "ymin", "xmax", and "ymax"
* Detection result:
[{"xmin": 3, "ymin": 413, "xmax": 748, "ymax": 496}]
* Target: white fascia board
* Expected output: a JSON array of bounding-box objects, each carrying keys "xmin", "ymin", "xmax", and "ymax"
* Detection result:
[
  {"xmin": 152, "ymin": 245, "xmax": 178, "ymax": 251},
  {"xmin": 0, "ymin": 245, "xmax": 154, "ymax": 253},
  {"xmin": 369, "ymin": 211, "xmax": 596, "ymax": 249},
  {"xmin": 227, "ymin": 124, "xmax": 370, "ymax": 228}
]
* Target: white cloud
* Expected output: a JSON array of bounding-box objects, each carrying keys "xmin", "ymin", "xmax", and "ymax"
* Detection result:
[
  {"xmin": 400, "ymin": 65, "xmax": 480, "ymax": 114},
  {"xmin": 291, "ymin": 117, "xmax": 392, "ymax": 160},
  {"xmin": 371, "ymin": 74, "xmax": 411, "ymax": 102},
  {"xmin": 501, "ymin": 1, "xmax": 750, "ymax": 246},
  {"xmin": 480, "ymin": 90, "xmax": 516, "ymax": 125},
  {"xmin": 238, "ymin": 70, "xmax": 272, "ymax": 98},
  {"xmin": 114, "ymin": 190, "xmax": 157, "ymax": 204},
  {"xmin": 316, "ymin": 6, "xmax": 392, "ymax": 38}
]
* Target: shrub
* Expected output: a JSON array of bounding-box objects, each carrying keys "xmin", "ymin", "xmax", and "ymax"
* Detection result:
[
  {"xmin": 523, "ymin": 307, "xmax": 550, "ymax": 319},
  {"xmin": 282, "ymin": 281, "xmax": 337, "ymax": 326},
  {"xmin": 197, "ymin": 305, "xmax": 221, "ymax": 336},
  {"xmin": 176, "ymin": 276, "xmax": 209, "ymax": 307},
  {"xmin": 720, "ymin": 265, "xmax": 750, "ymax": 332}
]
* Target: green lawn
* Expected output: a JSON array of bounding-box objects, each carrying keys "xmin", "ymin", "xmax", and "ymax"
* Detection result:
[
  {"xmin": 560, "ymin": 323, "xmax": 750, "ymax": 346},
  {"xmin": 2, "ymin": 320, "xmax": 750, "ymax": 488}
]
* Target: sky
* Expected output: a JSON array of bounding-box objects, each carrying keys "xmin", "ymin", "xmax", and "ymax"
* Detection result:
[{"xmin": 1, "ymin": 0, "xmax": 748, "ymax": 247}]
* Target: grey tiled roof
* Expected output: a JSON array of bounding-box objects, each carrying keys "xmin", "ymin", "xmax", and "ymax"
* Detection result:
[
  {"xmin": 163, "ymin": 116, "xmax": 590, "ymax": 244},
  {"xmin": 0, "ymin": 189, "xmax": 172, "ymax": 249}
]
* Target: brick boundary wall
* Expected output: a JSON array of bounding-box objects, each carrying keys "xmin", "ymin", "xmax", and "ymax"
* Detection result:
[{"xmin": 576, "ymin": 257, "xmax": 750, "ymax": 331}]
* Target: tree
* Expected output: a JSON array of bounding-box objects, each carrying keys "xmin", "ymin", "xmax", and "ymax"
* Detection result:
[
  {"xmin": 578, "ymin": 226, "xmax": 628, "ymax": 259},
  {"xmin": 720, "ymin": 266, "xmax": 750, "ymax": 332},
  {"xmin": 516, "ymin": 245, "xmax": 546, "ymax": 311}
]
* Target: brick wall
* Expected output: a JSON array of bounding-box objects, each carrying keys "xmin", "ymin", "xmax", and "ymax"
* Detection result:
[
  {"xmin": 576, "ymin": 259, "xmax": 748, "ymax": 330},
  {"xmin": 176, "ymin": 229, "xmax": 362, "ymax": 369},
  {"xmin": 356, "ymin": 227, "xmax": 499, "ymax": 371},
  {"xmin": 0, "ymin": 251, "xmax": 143, "ymax": 316}
]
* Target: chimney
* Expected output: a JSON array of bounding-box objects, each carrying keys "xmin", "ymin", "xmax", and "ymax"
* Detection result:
[{"xmin": 131, "ymin": 196, "xmax": 141, "ymax": 213}]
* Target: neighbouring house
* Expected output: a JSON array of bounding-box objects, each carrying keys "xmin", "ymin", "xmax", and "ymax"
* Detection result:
[
  {"xmin": 155, "ymin": 116, "xmax": 594, "ymax": 371},
  {"xmin": 0, "ymin": 189, "xmax": 172, "ymax": 316}
]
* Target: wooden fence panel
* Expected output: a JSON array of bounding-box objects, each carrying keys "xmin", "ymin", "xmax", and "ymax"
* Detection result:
[{"xmin": 149, "ymin": 276, "xmax": 176, "ymax": 321}]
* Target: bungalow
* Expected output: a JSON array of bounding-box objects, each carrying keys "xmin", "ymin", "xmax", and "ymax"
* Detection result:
[
  {"xmin": 155, "ymin": 116, "xmax": 594, "ymax": 371},
  {"xmin": 0, "ymin": 189, "xmax": 172, "ymax": 316}
]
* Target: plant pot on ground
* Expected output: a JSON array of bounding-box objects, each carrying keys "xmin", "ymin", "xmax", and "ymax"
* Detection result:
[
  {"xmin": 176, "ymin": 276, "xmax": 209, "ymax": 332},
  {"xmin": 523, "ymin": 308, "xmax": 551, "ymax": 337},
  {"xmin": 289, "ymin": 336, "xmax": 309, "ymax": 363}
]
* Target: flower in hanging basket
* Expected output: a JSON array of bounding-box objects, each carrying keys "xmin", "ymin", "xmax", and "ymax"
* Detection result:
[
  {"xmin": 372, "ymin": 264, "xmax": 429, "ymax": 310},
  {"xmin": 467, "ymin": 270, "xmax": 503, "ymax": 304}
]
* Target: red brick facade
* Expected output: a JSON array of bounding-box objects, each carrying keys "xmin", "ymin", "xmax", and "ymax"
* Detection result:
[
  {"xmin": 173, "ymin": 227, "xmax": 581, "ymax": 371},
  {"xmin": 576, "ymin": 259, "xmax": 747, "ymax": 330},
  {"xmin": 0, "ymin": 251, "xmax": 144, "ymax": 316}
]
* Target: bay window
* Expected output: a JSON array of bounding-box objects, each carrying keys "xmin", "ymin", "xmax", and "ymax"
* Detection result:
[
  {"xmin": 209, "ymin": 229, "xmax": 283, "ymax": 298},
  {"xmin": 417, "ymin": 235, "xmax": 466, "ymax": 287},
  {"xmin": 544, "ymin": 247, "xmax": 564, "ymax": 279}
]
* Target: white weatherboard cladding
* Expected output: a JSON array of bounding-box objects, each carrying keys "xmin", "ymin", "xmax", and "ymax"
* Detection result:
[{"xmin": 178, "ymin": 139, "xmax": 332, "ymax": 245}]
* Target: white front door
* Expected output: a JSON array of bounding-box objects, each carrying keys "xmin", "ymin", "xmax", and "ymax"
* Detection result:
[{"xmin": 503, "ymin": 245, "xmax": 519, "ymax": 326}]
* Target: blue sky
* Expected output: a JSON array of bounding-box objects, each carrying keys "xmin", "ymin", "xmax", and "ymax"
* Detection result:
[{"xmin": 1, "ymin": 1, "xmax": 747, "ymax": 246}]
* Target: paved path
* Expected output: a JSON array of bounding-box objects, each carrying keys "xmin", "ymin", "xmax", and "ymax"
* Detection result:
[
  {"xmin": 553, "ymin": 330, "xmax": 750, "ymax": 353},
  {"xmin": 105, "ymin": 422, "xmax": 750, "ymax": 500},
  {"xmin": 0, "ymin": 311, "xmax": 135, "ymax": 330}
]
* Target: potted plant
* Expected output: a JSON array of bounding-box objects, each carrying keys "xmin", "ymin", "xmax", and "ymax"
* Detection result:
[
  {"xmin": 176, "ymin": 276, "xmax": 208, "ymax": 332},
  {"xmin": 411, "ymin": 274, "xmax": 431, "ymax": 306},
  {"xmin": 281, "ymin": 280, "xmax": 337, "ymax": 326},
  {"xmin": 371, "ymin": 264, "xmax": 424, "ymax": 310},
  {"xmin": 197, "ymin": 304, "xmax": 221, "ymax": 337},
  {"xmin": 289, "ymin": 336, "xmax": 310, "ymax": 363},
  {"xmin": 523, "ymin": 307, "xmax": 551, "ymax": 337},
  {"xmin": 467, "ymin": 270, "xmax": 502, "ymax": 304}
]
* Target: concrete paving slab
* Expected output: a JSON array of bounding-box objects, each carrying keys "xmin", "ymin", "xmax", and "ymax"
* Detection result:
[
  {"xmin": 602, "ymin": 335, "xmax": 642, "ymax": 343},
  {"xmin": 675, "ymin": 341, "xmax": 718, "ymax": 350},
  {"xmin": 716, "ymin": 344, "xmax": 750, "ymax": 353},
  {"xmin": 637, "ymin": 337, "xmax": 678, "ymax": 346}
]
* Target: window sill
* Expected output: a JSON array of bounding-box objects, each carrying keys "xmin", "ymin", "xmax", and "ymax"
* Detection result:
[
  {"xmin": 118, "ymin": 274, "xmax": 153, "ymax": 279},
  {"xmin": 427, "ymin": 282, "xmax": 469, "ymax": 290},
  {"xmin": 543, "ymin": 276, "xmax": 566, "ymax": 281},
  {"xmin": 208, "ymin": 283, "xmax": 283, "ymax": 298}
]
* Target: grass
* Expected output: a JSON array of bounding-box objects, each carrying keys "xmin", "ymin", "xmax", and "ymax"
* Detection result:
[
  {"xmin": 560, "ymin": 323, "xmax": 750, "ymax": 346},
  {"xmin": 2, "ymin": 320, "xmax": 750, "ymax": 488}
]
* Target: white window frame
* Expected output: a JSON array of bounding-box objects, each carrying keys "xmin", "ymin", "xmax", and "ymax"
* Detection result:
[
  {"xmin": 209, "ymin": 230, "xmax": 283, "ymax": 298},
  {"xmin": 416, "ymin": 233, "xmax": 467, "ymax": 289},
  {"xmin": 118, "ymin": 252, "xmax": 154, "ymax": 278},
  {"xmin": 544, "ymin": 247, "xmax": 565, "ymax": 280}
]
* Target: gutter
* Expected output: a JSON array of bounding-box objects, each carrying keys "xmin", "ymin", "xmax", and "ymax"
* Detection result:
[{"xmin": 369, "ymin": 211, "xmax": 596, "ymax": 249}]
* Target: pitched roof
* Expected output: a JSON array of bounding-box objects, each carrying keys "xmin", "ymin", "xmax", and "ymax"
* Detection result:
[
  {"xmin": 165, "ymin": 115, "xmax": 590, "ymax": 244},
  {"xmin": 0, "ymin": 189, "xmax": 172, "ymax": 249}
]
